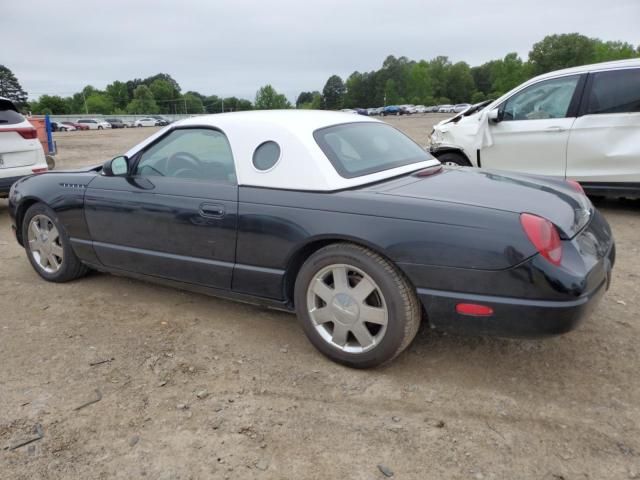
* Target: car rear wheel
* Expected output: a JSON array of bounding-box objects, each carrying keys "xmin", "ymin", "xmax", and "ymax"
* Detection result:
[
  {"xmin": 98, "ymin": 126, "xmax": 103, "ymax": 130},
  {"xmin": 437, "ymin": 151, "xmax": 471, "ymax": 167},
  {"xmin": 294, "ymin": 243, "xmax": 421, "ymax": 368},
  {"xmin": 23, "ymin": 203, "xmax": 89, "ymax": 283}
]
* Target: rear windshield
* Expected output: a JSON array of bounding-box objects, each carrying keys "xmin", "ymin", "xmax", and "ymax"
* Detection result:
[
  {"xmin": 0, "ymin": 100, "xmax": 24, "ymax": 125},
  {"xmin": 314, "ymin": 122, "xmax": 431, "ymax": 178}
]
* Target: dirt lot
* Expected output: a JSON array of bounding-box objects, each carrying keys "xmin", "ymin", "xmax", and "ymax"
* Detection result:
[{"xmin": 1, "ymin": 115, "xmax": 639, "ymax": 479}]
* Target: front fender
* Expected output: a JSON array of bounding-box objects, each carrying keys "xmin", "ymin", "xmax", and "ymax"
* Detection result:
[{"xmin": 9, "ymin": 171, "xmax": 99, "ymax": 246}]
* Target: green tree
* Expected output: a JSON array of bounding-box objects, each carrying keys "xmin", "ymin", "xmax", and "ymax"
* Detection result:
[
  {"xmin": 427, "ymin": 56, "xmax": 451, "ymax": 100},
  {"xmin": 143, "ymin": 73, "xmax": 181, "ymax": 93},
  {"xmin": 378, "ymin": 55, "xmax": 413, "ymax": 103},
  {"xmin": 182, "ymin": 92, "xmax": 204, "ymax": 113},
  {"xmin": 470, "ymin": 91, "xmax": 487, "ymax": 103},
  {"xmin": 322, "ymin": 75, "xmax": 346, "ymax": 110},
  {"xmin": 126, "ymin": 85, "xmax": 159, "ymax": 114},
  {"xmin": 85, "ymin": 93, "xmax": 113, "ymax": 114},
  {"xmin": 529, "ymin": 33, "xmax": 597, "ymax": 75},
  {"xmin": 309, "ymin": 92, "xmax": 323, "ymax": 109},
  {"xmin": 490, "ymin": 53, "xmax": 528, "ymax": 95},
  {"xmin": 445, "ymin": 62, "xmax": 474, "ymax": 103},
  {"xmin": 383, "ymin": 79, "xmax": 401, "ymax": 105},
  {"xmin": 593, "ymin": 40, "xmax": 639, "ymax": 62},
  {"xmin": 296, "ymin": 91, "xmax": 314, "ymax": 108},
  {"xmin": 30, "ymin": 95, "xmax": 70, "ymax": 114},
  {"xmin": 254, "ymin": 85, "xmax": 291, "ymax": 110},
  {"xmin": 471, "ymin": 63, "xmax": 495, "ymax": 95},
  {"xmin": 149, "ymin": 79, "xmax": 179, "ymax": 114},
  {"xmin": 105, "ymin": 81, "xmax": 129, "ymax": 110},
  {"xmin": 236, "ymin": 99, "xmax": 253, "ymax": 111},
  {"xmin": 203, "ymin": 95, "xmax": 219, "ymax": 113},
  {"xmin": 406, "ymin": 62, "xmax": 433, "ymax": 105},
  {"xmin": 0, "ymin": 65, "xmax": 28, "ymax": 106}
]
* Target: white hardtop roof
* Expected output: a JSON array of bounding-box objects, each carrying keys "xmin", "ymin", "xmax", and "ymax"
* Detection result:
[{"xmin": 125, "ymin": 110, "xmax": 440, "ymax": 191}]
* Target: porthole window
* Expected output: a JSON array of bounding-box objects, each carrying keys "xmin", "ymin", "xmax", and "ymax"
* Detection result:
[{"xmin": 253, "ymin": 141, "xmax": 281, "ymax": 171}]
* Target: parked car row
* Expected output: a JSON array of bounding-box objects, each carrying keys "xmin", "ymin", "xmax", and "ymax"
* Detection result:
[
  {"xmin": 343, "ymin": 104, "xmax": 474, "ymax": 117},
  {"xmin": 50, "ymin": 116, "xmax": 172, "ymax": 132}
]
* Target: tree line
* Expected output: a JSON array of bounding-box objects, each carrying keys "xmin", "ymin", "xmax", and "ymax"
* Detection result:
[
  {"xmin": 1, "ymin": 33, "xmax": 637, "ymax": 116},
  {"xmin": 301, "ymin": 33, "xmax": 639, "ymax": 109}
]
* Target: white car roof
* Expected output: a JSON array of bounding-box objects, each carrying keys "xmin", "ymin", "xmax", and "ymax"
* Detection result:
[
  {"xmin": 530, "ymin": 58, "xmax": 640, "ymax": 81},
  {"xmin": 125, "ymin": 110, "xmax": 439, "ymax": 192}
]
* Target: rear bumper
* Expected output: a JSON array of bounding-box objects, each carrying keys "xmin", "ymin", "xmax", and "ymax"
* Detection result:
[
  {"xmin": 418, "ymin": 279, "xmax": 607, "ymax": 337},
  {"xmin": 418, "ymin": 243, "xmax": 614, "ymax": 338}
]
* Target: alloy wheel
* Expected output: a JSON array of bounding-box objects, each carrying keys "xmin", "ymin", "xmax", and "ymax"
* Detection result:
[
  {"xmin": 27, "ymin": 215, "xmax": 64, "ymax": 274},
  {"xmin": 306, "ymin": 263, "xmax": 388, "ymax": 353}
]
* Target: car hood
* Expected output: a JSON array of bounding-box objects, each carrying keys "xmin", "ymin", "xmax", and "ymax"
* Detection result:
[{"xmin": 369, "ymin": 167, "xmax": 592, "ymax": 239}]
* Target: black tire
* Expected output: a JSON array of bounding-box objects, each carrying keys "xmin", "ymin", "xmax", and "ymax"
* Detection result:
[
  {"xmin": 437, "ymin": 151, "xmax": 472, "ymax": 167},
  {"xmin": 98, "ymin": 126, "xmax": 103, "ymax": 130},
  {"xmin": 22, "ymin": 202, "xmax": 89, "ymax": 283},
  {"xmin": 294, "ymin": 243, "xmax": 421, "ymax": 368}
]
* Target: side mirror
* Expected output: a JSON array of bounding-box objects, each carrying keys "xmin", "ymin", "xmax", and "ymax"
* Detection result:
[
  {"xmin": 488, "ymin": 108, "xmax": 502, "ymax": 123},
  {"xmin": 103, "ymin": 155, "xmax": 129, "ymax": 176}
]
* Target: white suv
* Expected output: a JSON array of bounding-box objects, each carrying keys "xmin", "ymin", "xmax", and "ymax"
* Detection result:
[
  {"xmin": 0, "ymin": 97, "xmax": 48, "ymax": 197},
  {"xmin": 76, "ymin": 118, "xmax": 111, "ymax": 130},
  {"xmin": 430, "ymin": 58, "xmax": 640, "ymax": 197}
]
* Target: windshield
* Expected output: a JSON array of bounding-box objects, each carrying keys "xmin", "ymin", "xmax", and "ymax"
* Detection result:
[{"xmin": 314, "ymin": 122, "xmax": 431, "ymax": 178}]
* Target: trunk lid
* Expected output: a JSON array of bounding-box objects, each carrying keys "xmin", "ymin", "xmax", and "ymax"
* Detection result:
[{"xmin": 369, "ymin": 166, "xmax": 592, "ymax": 239}]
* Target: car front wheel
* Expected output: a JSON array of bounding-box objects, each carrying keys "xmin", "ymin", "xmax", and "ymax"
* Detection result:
[
  {"xmin": 294, "ymin": 243, "xmax": 421, "ymax": 368},
  {"xmin": 22, "ymin": 203, "xmax": 89, "ymax": 282}
]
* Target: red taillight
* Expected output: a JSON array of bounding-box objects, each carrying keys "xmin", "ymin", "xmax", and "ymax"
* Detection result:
[
  {"xmin": 6, "ymin": 127, "xmax": 39, "ymax": 139},
  {"xmin": 456, "ymin": 303, "xmax": 494, "ymax": 316},
  {"xmin": 414, "ymin": 165, "xmax": 443, "ymax": 177},
  {"xmin": 520, "ymin": 213, "xmax": 562, "ymax": 266},
  {"xmin": 566, "ymin": 179, "xmax": 585, "ymax": 195},
  {"xmin": 32, "ymin": 167, "xmax": 48, "ymax": 174}
]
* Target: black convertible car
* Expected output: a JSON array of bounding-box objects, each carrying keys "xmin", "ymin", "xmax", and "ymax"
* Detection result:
[{"xmin": 8, "ymin": 111, "xmax": 615, "ymax": 368}]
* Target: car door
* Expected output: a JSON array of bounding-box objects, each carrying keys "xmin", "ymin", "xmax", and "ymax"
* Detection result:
[
  {"xmin": 84, "ymin": 126, "xmax": 238, "ymax": 289},
  {"xmin": 481, "ymin": 74, "xmax": 584, "ymax": 177},
  {"xmin": 566, "ymin": 67, "xmax": 640, "ymax": 185}
]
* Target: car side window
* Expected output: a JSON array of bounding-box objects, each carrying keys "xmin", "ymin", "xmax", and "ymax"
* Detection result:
[
  {"xmin": 135, "ymin": 128, "xmax": 236, "ymax": 184},
  {"xmin": 586, "ymin": 68, "xmax": 640, "ymax": 114},
  {"xmin": 501, "ymin": 75, "xmax": 580, "ymax": 121}
]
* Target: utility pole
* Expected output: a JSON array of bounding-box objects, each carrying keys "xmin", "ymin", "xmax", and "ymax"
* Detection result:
[
  {"xmin": 82, "ymin": 92, "xmax": 88, "ymax": 114},
  {"xmin": 221, "ymin": 98, "xmax": 224, "ymax": 113},
  {"xmin": 184, "ymin": 98, "xmax": 187, "ymax": 114}
]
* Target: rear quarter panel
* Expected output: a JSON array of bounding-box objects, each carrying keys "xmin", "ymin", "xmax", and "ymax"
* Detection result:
[{"xmin": 235, "ymin": 186, "xmax": 537, "ymax": 299}]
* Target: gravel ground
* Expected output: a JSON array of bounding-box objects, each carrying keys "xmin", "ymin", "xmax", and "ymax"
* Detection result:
[{"xmin": 1, "ymin": 114, "xmax": 639, "ymax": 479}]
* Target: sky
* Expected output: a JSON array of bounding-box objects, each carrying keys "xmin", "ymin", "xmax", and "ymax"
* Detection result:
[{"xmin": 4, "ymin": 0, "xmax": 639, "ymax": 102}]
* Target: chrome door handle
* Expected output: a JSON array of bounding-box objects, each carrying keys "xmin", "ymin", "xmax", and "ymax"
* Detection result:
[
  {"xmin": 199, "ymin": 203, "xmax": 225, "ymax": 218},
  {"xmin": 546, "ymin": 126, "xmax": 566, "ymax": 132}
]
